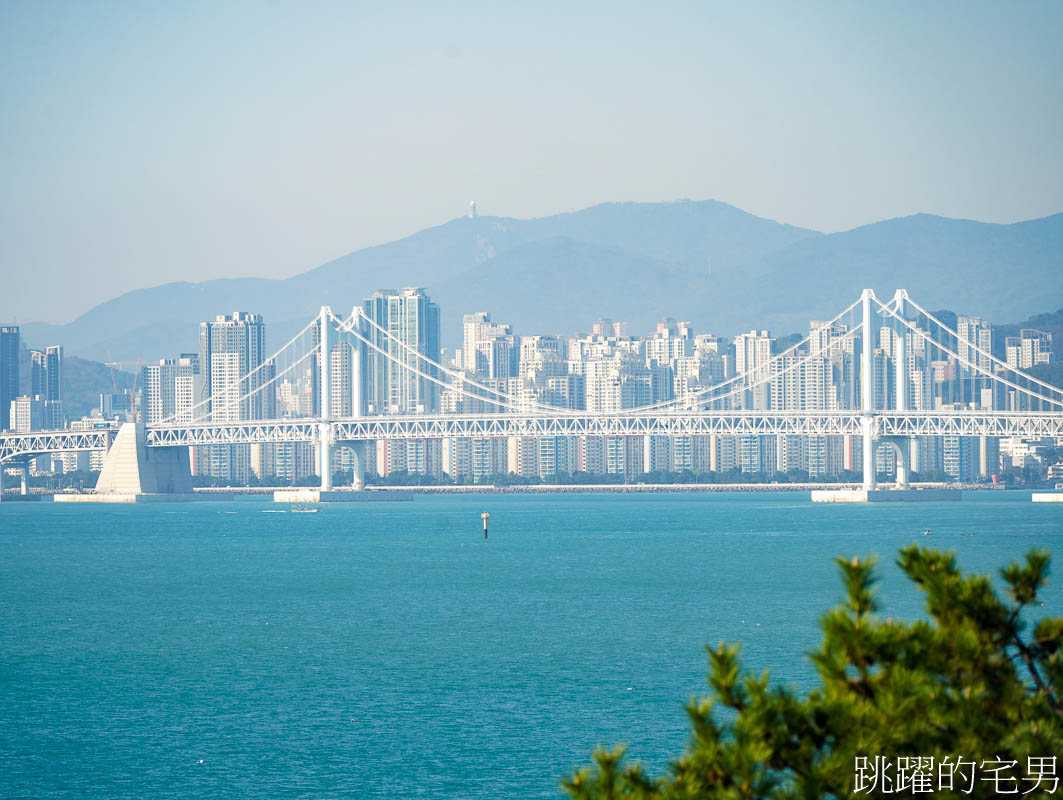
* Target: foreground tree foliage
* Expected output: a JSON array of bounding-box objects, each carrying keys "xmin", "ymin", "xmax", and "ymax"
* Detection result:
[{"xmin": 563, "ymin": 546, "xmax": 1063, "ymax": 799}]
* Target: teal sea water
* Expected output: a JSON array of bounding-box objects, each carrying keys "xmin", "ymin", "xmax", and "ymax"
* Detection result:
[{"xmin": 1, "ymin": 492, "xmax": 1060, "ymax": 798}]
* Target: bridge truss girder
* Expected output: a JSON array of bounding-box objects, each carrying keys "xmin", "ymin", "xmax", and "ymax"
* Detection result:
[
  {"xmin": 0, "ymin": 430, "xmax": 115, "ymax": 463},
  {"xmin": 875, "ymin": 413, "xmax": 1063, "ymax": 438},
  {"xmin": 138, "ymin": 410, "xmax": 1063, "ymax": 447},
  {"xmin": 145, "ymin": 421, "xmax": 318, "ymax": 448},
  {"xmin": 4, "ymin": 412, "xmax": 1062, "ymax": 464}
]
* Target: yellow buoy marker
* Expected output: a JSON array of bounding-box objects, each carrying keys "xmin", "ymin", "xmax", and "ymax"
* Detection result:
[{"xmin": 481, "ymin": 512, "xmax": 490, "ymax": 539}]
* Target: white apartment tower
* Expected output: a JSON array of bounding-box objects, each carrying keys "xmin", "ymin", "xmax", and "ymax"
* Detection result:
[
  {"xmin": 198, "ymin": 312, "xmax": 267, "ymax": 481},
  {"xmin": 141, "ymin": 354, "xmax": 201, "ymax": 425},
  {"xmin": 362, "ymin": 288, "xmax": 441, "ymax": 414},
  {"xmin": 733, "ymin": 329, "xmax": 773, "ymax": 409}
]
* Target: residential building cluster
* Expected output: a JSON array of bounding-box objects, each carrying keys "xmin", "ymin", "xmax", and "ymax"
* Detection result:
[
  {"xmin": 1, "ymin": 293, "xmax": 1060, "ymax": 486},
  {"xmin": 0, "ymin": 325, "xmax": 81, "ymax": 474},
  {"xmin": 1, "ymin": 327, "xmax": 63, "ymax": 433}
]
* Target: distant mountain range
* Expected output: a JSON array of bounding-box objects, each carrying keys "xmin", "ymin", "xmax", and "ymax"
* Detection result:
[{"xmin": 18, "ymin": 200, "xmax": 1063, "ymax": 361}]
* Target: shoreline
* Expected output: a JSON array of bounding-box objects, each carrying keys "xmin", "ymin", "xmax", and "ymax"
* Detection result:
[
  {"xmin": 8, "ymin": 483, "xmax": 1034, "ymax": 500},
  {"xmin": 22, "ymin": 481, "xmax": 1012, "ymax": 498},
  {"xmin": 360, "ymin": 482, "xmax": 1005, "ymax": 495}
]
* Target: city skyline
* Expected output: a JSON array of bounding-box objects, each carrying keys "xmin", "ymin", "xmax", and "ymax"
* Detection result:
[
  {"xmin": 3, "ymin": 285, "xmax": 1060, "ymax": 408},
  {"xmin": 4, "ymin": 284, "xmax": 1059, "ymax": 490}
]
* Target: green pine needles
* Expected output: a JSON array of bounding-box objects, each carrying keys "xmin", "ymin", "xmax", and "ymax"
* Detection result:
[{"xmin": 563, "ymin": 546, "xmax": 1063, "ymax": 799}]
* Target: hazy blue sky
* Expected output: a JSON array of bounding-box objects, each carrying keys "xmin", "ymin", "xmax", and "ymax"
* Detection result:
[{"xmin": 2, "ymin": 1, "xmax": 1061, "ymax": 324}]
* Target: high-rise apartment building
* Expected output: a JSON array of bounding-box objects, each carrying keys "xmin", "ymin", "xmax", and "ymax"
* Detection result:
[
  {"xmin": 328, "ymin": 340, "xmax": 364, "ymax": 417},
  {"xmin": 461, "ymin": 312, "xmax": 490, "ymax": 371},
  {"xmin": 200, "ymin": 312, "xmax": 266, "ymax": 421},
  {"xmin": 943, "ymin": 435, "xmax": 978, "ymax": 482},
  {"xmin": 1006, "ymin": 329, "xmax": 1053, "ymax": 370},
  {"xmin": 362, "ymin": 288, "xmax": 441, "ymax": 414},
  {"xmin": 956, "ymin": 316, "xmax": 993, "ymax": 407},
  {"xmin": 198, "ymin": 312, "xmax": 267, "ymax": 481},
  {"xmin": 99, "ymin": 392, "xmax": 132, "ymax": 421},
  {"xmin": 956, "ymin": 316, "xmax": 992, "ymax": 374},
  {"xmin": 8, "ymin": 395, "xmax": 42, "ymax": 432},
  {"xmin": 645, "ymin": 317, "xmax": 693, "ymax": 364},
  {"xmin": 141, "ymin": 354, "xmax": 201, "ymax": 424},
  {"xmin": 25, "ymin": 345, "xmax": 64, "ymax": 428},
  {"xmin": 30, "ymin": 350, "xmax": 45, "ymax": 398},
  {"xmin": 0, "ymin": 325, "xmax": 19, "ymax": 431},
  {"xmin": 460, "ymin": 311, "xmax": 518, "ymax": 379},
  {"xmin": 584, "ymin": 356, "xmax": 650, "ymax": 413},
  {"xmin": 733, "ymin": 329, "xmax": 773, "ymax": 409},
  {"xmin": 42, "ymin": 345, "xmax": 63, "ymax": 428}
]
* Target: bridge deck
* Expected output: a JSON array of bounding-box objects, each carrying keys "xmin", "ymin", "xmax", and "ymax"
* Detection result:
[{"xmin": 4, "ymin": 412, "xmax": 1062, "ymax": 462}]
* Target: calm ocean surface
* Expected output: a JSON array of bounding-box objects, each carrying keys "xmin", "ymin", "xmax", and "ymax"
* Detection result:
[{"xmin": 1, "ymin": 492, "xmax": 1060, "ymax": 798}]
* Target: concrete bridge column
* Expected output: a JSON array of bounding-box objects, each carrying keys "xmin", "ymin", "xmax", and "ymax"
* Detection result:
[
  {"xmin": 318, "ymin": 305, "xmax": 332, "ymax": 493},
  {"xmin": 889, "ymin": 291, "xmax": 910, "ymax": 491},
  {"xmin": 895, "ymin": 441, "xmax": 910, "ymax": 489},
  {"xmin": 0, "ymin": 462, "xmax": 5, "ymax": 502},
  {"xmin": 860, "ymin": 289, "xmax": 877, "ymax": 491},
  {"xmin": 350, "ymin": 441, "xmax": 366, "ymax": 490},
  {"xmin": 318, "ymin": 423, "xmax": 332, "ymax": 492},
  {"xmin": 20, "ymin": 460, "xmax": 28, "ymax": 496},
  {"xmin": 861, "ymin": 419, "xmax": 876, "ymax": 491},
  {"xmin": 883, "ymin": 437, "xmax": 911, "ymax": 489}
]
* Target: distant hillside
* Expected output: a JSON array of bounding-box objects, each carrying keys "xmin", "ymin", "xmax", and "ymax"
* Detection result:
[
  {"xmin": 16, "ymin": 343, "xmax": 135, "ymax": 421},
  {"xmin": 19, "ymin": 200, "xmax": 1063, "ymax": 359},
  {"xmin": 993, "ymin": 307, "xmax": 1063, "ymax": 357},
  {"xmin": 14, "ymin": 200, "xmax": 824, "ymax": 358},
  {"xmin": 741, "ymin": 213, "xmax": 1063, "ymax": 335},
  {"xmin": 64, "ymin": 356, "xmax": 137, "ymax": 420},
  {"xmin": 433, "ymin": 237, "xmax": 704, "ymax": 337},
  {"xmin": 994, "ymin": 307, "xmax": 1063, "ymax": 389}
]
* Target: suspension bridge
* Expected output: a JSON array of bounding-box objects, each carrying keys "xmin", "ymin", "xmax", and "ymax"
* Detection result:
[{"xmin": 1, "ymin": 288, "xmax": 1061, "ymax": 500}]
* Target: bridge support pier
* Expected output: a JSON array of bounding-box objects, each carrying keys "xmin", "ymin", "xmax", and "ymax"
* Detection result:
[
  {"xmin": 881, "ymin": 436, "xmax": 911, "ymax": 489},
  {"xmin": 94, "ymin": 423, "xmax": 193, "ymax": 496},
  {"xmin": 318, "ymin": 305, "xmax": 333, "ymax": 493},
  {"xmin": 859, "ymin": 289, "xmax": 877, "ymax": 491},
  {"xmin": 861, "ymin": 418, "xmax": 876, "ymax": 491},
  {"xmin": 329, "ymin": 440, "xmax": 366, "ymax": 489},
  {"xmin": 318, "ymin": 423, "xmax": 332, "ymax": 492},
  {"xmin": 0, "ymin": 459, "xmax": 32, "ymax": 502},
  {"xmin": 350, "ymin": 441, "xmax": 366, "ymax": 490}
]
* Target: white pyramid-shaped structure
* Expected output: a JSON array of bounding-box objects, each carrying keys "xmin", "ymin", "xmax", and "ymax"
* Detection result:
[{"xmin": 95, "ymin": 423, "xmax": 193, "ymax": 495}]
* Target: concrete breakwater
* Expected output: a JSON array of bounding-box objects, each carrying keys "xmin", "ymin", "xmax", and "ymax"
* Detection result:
[
  {"xmin": 17, "ymin": 482, "xmax": 1009, "ymax": 499},
  {"xmin": 367, "ymin": 482, "xmax": 999, "ymax": 495}
]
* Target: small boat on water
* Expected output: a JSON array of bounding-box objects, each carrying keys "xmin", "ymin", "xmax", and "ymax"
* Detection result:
[
  {"xmin": 923, "ymin": 529, "xmax": 932, "ymax": 536},
  {"xmin": 291, "ymin": 503, "xmax": 319, "ymax": 513}
]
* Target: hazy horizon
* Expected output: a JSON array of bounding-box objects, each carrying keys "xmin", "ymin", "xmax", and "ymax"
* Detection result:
[
  {"xmin": 3, "ymin": 1, "xmax": 1062, "ymax": 324},
  {"xmin": 16, "ymin": 199, "xmax": 1063, "ymax": 328}
]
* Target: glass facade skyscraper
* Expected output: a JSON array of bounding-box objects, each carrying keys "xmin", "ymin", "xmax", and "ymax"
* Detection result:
[
  {"xmin": 361, "ymin": 288, "xmax": 441, "ymax": 414},
  {"xmin": 0, "ymin": 325, "xmax": 20, "ymax": 432}
]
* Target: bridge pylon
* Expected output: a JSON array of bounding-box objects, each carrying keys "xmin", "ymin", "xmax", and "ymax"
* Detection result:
[
  {"xmin": 888, "ymin": 289, "xmax": 912, "ymax": 489},
  {"xmin": 318, "ymin": 305, "xmax": 332, "ymax": 491},
  {"xmin": 860, "ymin": 288, "xmax": 877, "ymax": 490}
]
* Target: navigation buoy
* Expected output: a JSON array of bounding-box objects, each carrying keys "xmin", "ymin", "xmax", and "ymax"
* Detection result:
[{"xmin": 481, "ymin": 512, "xmax": 490, "ymax": 539}]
